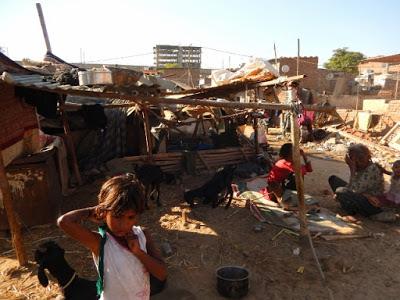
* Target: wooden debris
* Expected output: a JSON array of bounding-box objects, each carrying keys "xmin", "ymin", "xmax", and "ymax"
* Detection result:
[
  {"xmin": 320, "ymin": 234, "xmax": 371, "ymax": 241},
  {"xmin": 271, "ymin": 228, "xmax": 299, "ymax": 241}
]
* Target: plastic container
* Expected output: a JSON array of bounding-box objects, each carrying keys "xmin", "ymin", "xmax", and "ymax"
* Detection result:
[
  {"xmin": 78, "ymin": 69, "xmax": 113, "ymax": 85},
  {"xmin": 216, "ymin": 266, "xmax": 249, "ymax": 298}
]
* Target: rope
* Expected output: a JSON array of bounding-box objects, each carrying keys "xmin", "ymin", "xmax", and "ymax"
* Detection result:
[{"xmin": 61, "ymin": 272, "xmax": 77, "ymax": 290}]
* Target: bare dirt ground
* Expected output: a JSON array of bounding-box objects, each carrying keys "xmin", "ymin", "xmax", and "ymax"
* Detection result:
[{"xmin": 1, "ymin": 137, "xmax": 400, "ymax": 300}]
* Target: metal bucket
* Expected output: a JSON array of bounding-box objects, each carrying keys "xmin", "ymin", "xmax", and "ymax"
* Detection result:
[{"xmin": 216, "ymin": 266, "xmax": 249, "ymax": 298}]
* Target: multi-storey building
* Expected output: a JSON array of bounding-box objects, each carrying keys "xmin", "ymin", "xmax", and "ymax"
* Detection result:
[{"xmin": 153, "ymin": 45, "xmax": 201, "ymax": 68}]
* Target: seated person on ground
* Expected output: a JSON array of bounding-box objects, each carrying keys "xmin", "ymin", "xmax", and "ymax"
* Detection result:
[
  {"xmin": 328, "ymin": 144, "xmax": 384, "ymax": 219},
  {"xmin": 263, "ymin": 143, "xmax": 313, "ymax": 209},
  {"xmin": 364, "ymin": 159, "xmax": 400, "ymax": 208}
]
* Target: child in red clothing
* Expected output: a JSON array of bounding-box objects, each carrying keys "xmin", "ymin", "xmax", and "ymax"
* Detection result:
[{"xmin": 263, "ymin": 143, "xmax": 312, "ymax": 208}]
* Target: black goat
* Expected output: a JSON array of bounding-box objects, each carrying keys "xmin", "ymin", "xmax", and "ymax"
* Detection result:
[
  {"xmin": 135, "ymin": 164, "xmax": 169, "ymax": 209},
  {"xmin": 184, "ymin": 165, "xmax": 236, "ymax": 209},
  {"xmin": 34, "ymin": 241, "xmax": 97, "ymax": 300}
]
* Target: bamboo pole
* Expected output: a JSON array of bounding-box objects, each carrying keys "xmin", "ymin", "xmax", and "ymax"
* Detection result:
[
  {"xmin": 291, "ymin": 116, "xmax": 331, "ymax": 298},
  {"xmin": 142, "ymin": 108, "xmax": 153, "ymax": 160},
  {"xmin": 0, "ymin": 153, "xmax": 27, "ymax": 265},
  {"xmin": 290, "ymin": 113, "xmax": 307, "ymax": 238},
  {"xmin": 150, "ymin": 98, "xmax": 337, "ymax": 114},
  {"xmin": 59, "ymin": 96, "xmax": 83, "ymax": 186}
]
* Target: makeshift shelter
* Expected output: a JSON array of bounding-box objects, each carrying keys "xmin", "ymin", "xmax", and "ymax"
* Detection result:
[{"xmin": 0, "ymin": 52, "xmax": 338, "ymax": 267}]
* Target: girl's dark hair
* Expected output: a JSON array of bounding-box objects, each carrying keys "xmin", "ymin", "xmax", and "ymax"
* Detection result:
[
  {"xmin": 279, "ymin": 143, "xmax": 293, "ymax": 159},
  {"xmin": 97, "ymin": 174, "xmax": 145, "ymax": 216},
  {"xmin": 348, "ymin": 144, "xmax": 370, "ymax": 158}
]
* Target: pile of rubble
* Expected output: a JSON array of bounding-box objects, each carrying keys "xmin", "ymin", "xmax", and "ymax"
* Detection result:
[{"xmin": 303, "ymin": 131, "xmax": 398, "ymax": 171}]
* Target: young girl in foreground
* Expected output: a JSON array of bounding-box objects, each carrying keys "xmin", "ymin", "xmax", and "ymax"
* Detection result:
[{"xmin": 57, "ymin": 174, "xmax": 167, "ymax": 300}]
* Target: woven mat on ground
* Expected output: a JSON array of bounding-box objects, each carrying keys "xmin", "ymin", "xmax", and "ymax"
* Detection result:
[{"xmin": 239, "ymin": 190, "xmax": 361, "ymax": 235}]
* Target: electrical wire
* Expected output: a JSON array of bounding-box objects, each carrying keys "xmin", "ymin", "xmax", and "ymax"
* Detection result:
[
  {"xmin": 86, "ymin": 52, "xmax": 153, "ymax": 63},
  {"xmin": 202, "ymin": 47, "xmax": 253, "ymax": 58}
]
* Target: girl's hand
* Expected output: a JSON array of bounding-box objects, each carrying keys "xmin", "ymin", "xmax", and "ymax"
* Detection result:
[
  {"xmin": 363, "ymin": 193, "xmax": 381, "ymax": 207},
  {"xmin": 345, "ymin": 154, "xmax": 356, "ymax": 171},
  {"xmin": 125, "ymin": 232, "xmax": 142, "ymax": 255},
  {"xmin": 88, "ymin": 206, "xmax": 106, "ymax": 224}
]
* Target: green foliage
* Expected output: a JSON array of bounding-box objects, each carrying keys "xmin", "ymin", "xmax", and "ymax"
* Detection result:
[
  {"xmin": 324, "ymin": 48, "xmax": 366, "ymax": 74},
  {"xmin": 163, "ymin": 63, "xmax": 181, "ymax": 69}
]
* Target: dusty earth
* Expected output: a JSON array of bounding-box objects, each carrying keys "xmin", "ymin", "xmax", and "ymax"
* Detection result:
[{"xmin": 1, "ymin": 135, "xmax": 400, "ymax": 300}]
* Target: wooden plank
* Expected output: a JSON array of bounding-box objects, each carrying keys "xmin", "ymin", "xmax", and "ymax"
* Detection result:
[
  {"xmin": 380, "ymin": 122, "xmax": 400, "ymax": 144},
  {"xmin": 321, "ymin": 234, "xmax": 371, "ymax": 241},
  {"xmin": 0, "ymin": 153, "xmax": 27, "ymax": 265},
  {"xmin": 59, "ymin": 96, "xmax": 83, "ymax": 186}
]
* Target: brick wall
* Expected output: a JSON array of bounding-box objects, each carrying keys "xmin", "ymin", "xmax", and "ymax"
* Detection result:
[
  {"xmin": 388, "ymin": 100, "xmax": 400, "ymax": 112},
  {"xmin": 0, "ymin": 82, "xmax": 38, "ymax": 150},
  {"xmin": 274, "ymin": 56, "xmax": 319, "ymax": 90}
]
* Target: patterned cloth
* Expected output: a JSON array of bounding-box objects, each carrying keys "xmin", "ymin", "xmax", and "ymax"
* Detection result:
[
  {"xmin": 347, "ymin": 163, "xmax": 384, "ymax": 196},
  {"xmin": 386, "ymin": 176, "xmax": 400, "ymax": 204}
]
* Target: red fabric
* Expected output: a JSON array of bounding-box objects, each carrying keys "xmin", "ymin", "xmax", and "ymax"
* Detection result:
[
  {"xmin": 298, "ymin": 111, "xmax": 315, "ymax": 127},
  {"xmin": 267, "ymin": 159, "xmax": 312, "ymax": 184},
  {"xmin": 262, "ymin": 159, "xmax": 312, "ymax": 201}
]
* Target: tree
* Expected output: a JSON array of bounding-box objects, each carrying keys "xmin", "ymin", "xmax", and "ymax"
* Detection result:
[
  {"xmin": 324, "ymin": 48, "xmax": 366, "ymax": 74},
  {"xmin": 163, "ymin": 63, "xmax": 181, "ymax": 69}
]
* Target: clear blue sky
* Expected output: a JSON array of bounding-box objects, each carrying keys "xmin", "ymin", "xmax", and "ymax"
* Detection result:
[{"xmin": 1, "ymin": 0, "xmax": 399, "ymax": 69}]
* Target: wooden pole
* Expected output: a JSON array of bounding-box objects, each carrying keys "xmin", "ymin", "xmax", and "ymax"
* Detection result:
[
  {"xmin": 59, "ymin": 96, "xmax": 83, "ymax": 185},
  {"xmin": 0, "ymin": 153, "xmax": 27, "ymax": 266},
  {"xmin": 297, "ymin": 38, "xmax": 300, "ymax": 76},
  {"xmin": 36, "ymin": 3, "xmax": 52, "ymax": 53},
  {"xmin": 201, "ymin": 118, "xmax": 206, "ymax": 136},
  {"xmin": 290, "ymin": 113, "xmax": 307, "ymax": 238},
  {"xmin": 395, "ymin": 70, "xmax": 399, "ymax": 100},
  {"xmin": 274, "ymin": 43, "xmax": 279, "ymax": 76},
  {"xmin": 192, "ymin": 117, "xmax": 201, "ymax": 138},
  {"xmin": 253, "ymin": 117, "xmax": 259, "ymax": 154},
  {"xmin": 63, "ymin": 100, "xmax": 336, "ymax": 114},
  {"xmin": 142, "ymin": 108, "xmax": 153, "ymax": 160}
]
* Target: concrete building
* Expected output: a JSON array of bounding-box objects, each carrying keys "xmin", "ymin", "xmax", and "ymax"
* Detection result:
[
  {"xmin": 357, "ymin": 54, "xmax": 400, "ymax": 99},
  {"xmin": 358, "ymin": 54, "xmax": 400, "ymax": 75},
  {"xmin": 153, "ymin": 45, "xmax": 201, "ymax": 68}
]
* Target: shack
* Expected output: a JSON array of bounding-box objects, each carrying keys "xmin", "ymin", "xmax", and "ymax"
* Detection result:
[{"xmin": 0, "ymin": 52, "xmax": 337, "ymax": 265}]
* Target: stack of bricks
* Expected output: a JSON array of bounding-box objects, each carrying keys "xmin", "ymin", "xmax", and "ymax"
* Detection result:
[
  {"xmin": 388, "ymin": 100, "xmax": 400, "ymax": 112},
  {"xmin": 387, "ymin": 100, "xmax": 400, "ymax": 122}
]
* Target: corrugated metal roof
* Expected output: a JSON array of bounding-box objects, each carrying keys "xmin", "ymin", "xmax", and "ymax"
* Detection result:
[
  {"xmin": 1, "ymin": 71, "xmax": 305, "ymax": 107},
  {"xmin": 1, "ymin": 72, "xmax": 138, "ymax": 100}
]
